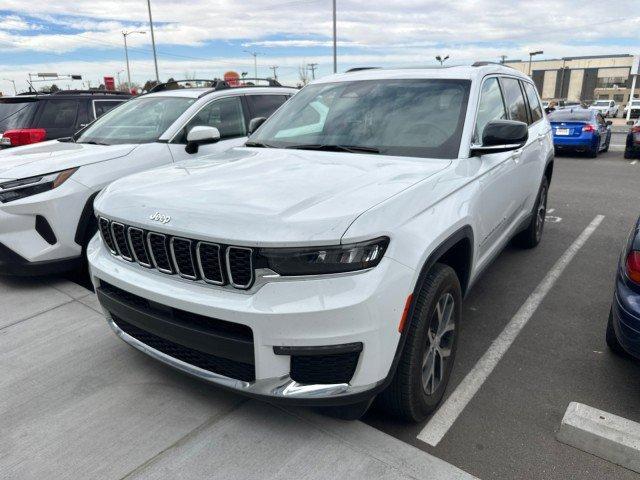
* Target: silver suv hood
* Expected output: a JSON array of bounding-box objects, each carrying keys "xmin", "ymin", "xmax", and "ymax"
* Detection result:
[
  {"xmin": 95, "ymin": 147, "xmax": 451, "ymax": 246},
  {"xmin": 0, "ymin": 140, "xmax": 138, "ymax": 180}
]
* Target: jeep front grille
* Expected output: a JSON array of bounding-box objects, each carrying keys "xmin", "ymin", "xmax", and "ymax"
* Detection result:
[{"xmin": 99, "ymin": 217, "xmax": 254, "ymax": 289}]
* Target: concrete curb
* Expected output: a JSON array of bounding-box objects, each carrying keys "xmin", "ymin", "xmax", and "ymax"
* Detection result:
[{"xmin": 557, "ymin": 402, "xmax": 640, "ymax": 473}]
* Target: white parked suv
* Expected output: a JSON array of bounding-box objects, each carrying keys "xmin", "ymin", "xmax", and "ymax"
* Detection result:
[
  {"xmin": 89, "ymin": 64, "xmax": 553, "ymax": 420},
  {"xmin": 590, "ymin": 99, "xmax": 618, "ymax": 117},
  {"xmin": 0, "ymin": 81, "xmax": 295, "ymax": 275}
]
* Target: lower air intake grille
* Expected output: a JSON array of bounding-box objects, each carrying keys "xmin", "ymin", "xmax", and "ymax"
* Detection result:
[
  {"xmin": 290, "ymin": 352, "xmax": 360, "ymax": 384},
  {"xmin": 113, "ymin": 316, "xmax": 255, "ymax": 382}
]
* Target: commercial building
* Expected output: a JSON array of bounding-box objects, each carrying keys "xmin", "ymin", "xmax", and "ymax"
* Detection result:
[{"xmin": 505, "ymin": 54, "xmax": 639, "ymax": 103}]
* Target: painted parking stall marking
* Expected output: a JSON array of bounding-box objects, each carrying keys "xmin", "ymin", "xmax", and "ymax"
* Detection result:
[{"xmin": 417, "ymin": 214, "xmax": 605, "ymax": 447}]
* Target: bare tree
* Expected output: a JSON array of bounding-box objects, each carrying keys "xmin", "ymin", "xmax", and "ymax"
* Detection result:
[{"xmin": 298, "ymin": 63, "xmax": 310, "ymax": 86}]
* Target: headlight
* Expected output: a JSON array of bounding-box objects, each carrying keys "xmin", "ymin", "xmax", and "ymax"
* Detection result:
[
  {"xmin": 258, "ymin": 237, "xmax": 389, "ymax": 276},
  {"xmin": 0, "ymin": 168, "xmax": 77, "ymax": 203}
]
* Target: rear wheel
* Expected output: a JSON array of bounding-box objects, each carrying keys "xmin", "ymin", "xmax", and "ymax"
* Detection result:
[
  {"xmin": 514, "ymin": 176, "xmax": 548, "ymax": 249},
  {"xmin": 624, "ymin": 148, "xmax": 635, "ymax": 159},
  {"xmin": 588, "ymin": 142, "xmax": 598, "ymax": 158},
  {"xmin": 377, "ymin": 263, "xmax": 461, "ymax": 421}
]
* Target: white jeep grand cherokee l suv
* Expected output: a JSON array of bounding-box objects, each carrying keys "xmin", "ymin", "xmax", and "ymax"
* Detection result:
[
  {"xmin": 89, "ymin": 64, "xmax": 553, "ymax": 421},
  {"xmin": 0, "ymin": 81, "xmax": 295, "ymax": 275}
]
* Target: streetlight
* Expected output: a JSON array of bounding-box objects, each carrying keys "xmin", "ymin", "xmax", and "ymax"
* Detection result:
[
  {"xmin": 115, "ymin": 69, "xmax": 125, "ymax": 91},
  {"xmin": 435, "ymin": 55, "xmax": 449, "ymax": 67},
  {"xmin": 243, "ymin": 50, "xmax": 260, "ymax": 79},
  {"xmin": 528, "ymin": 50, "xmax": 543, "ymax": 76},
  {"xmin": 122, "ymin": 30, "xmax": 146, "ymax": 92},
  {"xmin": 332, "ymin": 0, "xmax": 337, "ymax": 73},
  {"xmin": 146, "ymin": 0, "xmax": 160, "ymax": 83},
  {"xmin": 269, "ymin": 65, "xmax": 279, "ymax": 81},
  {"xmin": 2, "ymin": 78, "xmax": 17, "ymax": 95}
]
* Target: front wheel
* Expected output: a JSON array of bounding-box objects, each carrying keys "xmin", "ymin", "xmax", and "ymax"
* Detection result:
[
  {"xmin": 514, "ymin": 176, "xmax": 548, "ymax": 249},
  {"xmin": 377, "ymin": 263, "xmax": 461, "ymax": 421}
]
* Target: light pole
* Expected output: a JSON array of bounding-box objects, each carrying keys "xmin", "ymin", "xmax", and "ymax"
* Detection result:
[
  {"xmin": 122, "ymin": 30, "xmax": 146, "ymax": 92},
  {"xmin": 146, "ymin": 0, "xmax": 160, "ymax": 83},
  {"xmin": 528, "ymin": 50, "xmax": 543, "ymax": 76},
  {"xmin": 115, "ymin": 69, "xmax": 125, "ymax": 91},
  {"xmin": 269, "ymin": 65, "xmax": 279, "ymax": 81},
  {"xmin": 2, "ymin": 78, "xmax": 17, "ymax": 95},
  {"xmin": 435, "ymin": 55, "xmax": 449, "ymax": 66},
  {"xmin": 243, "ymin": 50, "xmax": 259, "ymax": 79},
  {"xmin": 332, "ymin": 0, "xmax": 337, "ymax": 73}
]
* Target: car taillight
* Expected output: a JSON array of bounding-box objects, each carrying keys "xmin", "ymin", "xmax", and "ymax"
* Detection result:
[
  {"xmin": 631, "ymin": 126, "xmax": 640, "ymax": 134},
  {"xmin": 582, "ymin": 124, "xmax": 596, "ymax": 133},
  {"xmin": 1, "ymin": 129, "xmax": 47, "ymax": 147},
  {"xmin": 626, "ymin": 251, "xmax": 640, "ymax": 284}
]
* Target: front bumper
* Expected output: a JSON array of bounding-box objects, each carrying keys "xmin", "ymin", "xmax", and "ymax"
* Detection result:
[
  {"xmin": 0, "ymin": 241, "xmax": 80, "ymax": 276},
  {"xmin": 88, "ymin": 235, "xmax": 415, "ymax": 405}
]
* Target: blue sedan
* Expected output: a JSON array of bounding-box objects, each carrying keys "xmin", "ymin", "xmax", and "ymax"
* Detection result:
[
  {"xmin": 549, "ymin": 108, "xmax": 611, "ymax": 157},
  {"xmin": 608, "ymin": 215, "xmax": 640, "ymax": 358}
]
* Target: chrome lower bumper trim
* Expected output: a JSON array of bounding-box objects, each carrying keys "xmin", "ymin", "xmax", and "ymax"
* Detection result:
[{"xmin": 107, "ymin": 317, "xmax": 381, "ymax": 401}]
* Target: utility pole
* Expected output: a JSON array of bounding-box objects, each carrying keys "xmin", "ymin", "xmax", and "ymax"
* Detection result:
[
  {"xmin": 2, "ymin": 78, "xmax": 17, "ymax": 95},
  {"xmin": 269, "ymin": 65, "xmax": 279, "ymax": 81},
  {"xmin": 244, "ymin": 50, "xmax": 259, "ymax": 79},
  {"xmin": 332, "ymin": 0, "xmax": 337, "ymax": 73},
  {"xmin": 308, "ymin": 63, "xmax": 318, "ymax": 80},
  {"xmin": 500, "ymin": 55, "xmax": 507, "ymax": 64},
  {"xmin": 122, "ymin": 30, "xmax": 146, "ymax": 92},
  {"xmin": 146, "ymin": 0, "xmax": 160, "ymax": 83}
]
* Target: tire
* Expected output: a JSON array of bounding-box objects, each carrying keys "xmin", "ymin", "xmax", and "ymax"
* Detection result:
[
  {"xmin": 588, "ymin": 141, "xmax": 598, "ymax": 158},
  {"xmin": 377, "ymin": 263, "xmax": 461, "ymax": 422},
  {"xmin": 514, "ymin": 176, "xmax": 548, "ymax": 249},
  {"xmin": 602, "ymin": 136, "xmax": 610, "ymax": 153},
  {"xmin": 606, "ymin": 309, "xmax": 628, "ymax": 357},
  {"xmin": 624, "ymin": 148, "xmax": 634, "ymax": 159}
]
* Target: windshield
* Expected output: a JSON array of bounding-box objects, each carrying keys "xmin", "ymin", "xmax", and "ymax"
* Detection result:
[
  {"xmin": 74, "ymin": 96, "xmax": 196, "ymax": 145},
  {"xmin": 548, "ymin": 110, "xmax": 592, "ymax": 122},
  {"xmin": 249, "ymin": 79, "xmax": 470, "ymax": 159},
  {"xmin": 593, "ymin": 101, "xmax": 609, "ymax": 106},
  {"xmin": 0, "ymin": 100, "xmax": 38, "ymax": 132}
]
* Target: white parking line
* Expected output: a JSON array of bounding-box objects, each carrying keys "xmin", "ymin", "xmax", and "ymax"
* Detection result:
[
  {"xmin": 631, "ymin": 160, "xmax": 638, "ymax": 165},
  {"xmin": 417, "ymin": 214, "xmax": 605, "ymax": 446}
]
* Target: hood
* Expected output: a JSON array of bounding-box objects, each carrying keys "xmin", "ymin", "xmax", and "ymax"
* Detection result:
[
  {"xmin": 96, "ymin": 147, "xmax": 451, "ymax": 246},
  {"xmin": 0, "ymin": 140, "xmax": 138, "ymax": 180}
]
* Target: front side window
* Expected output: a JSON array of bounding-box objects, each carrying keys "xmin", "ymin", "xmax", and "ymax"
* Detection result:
[
  {"xmin": 474, "ymin": 77, "xmax": 506, "ymax": 143},
  {"xmin": 523, "ymin": 82, "xmax": 543, "ymax": 123},
  {"xmin": 74, "ymin": 96, "xmax": 196, "ymax": 145},
  {"xmin": 500, "ymin": 77, "xmax": 529, "ymax": 124},
  {"xmin": 174, "ymin": 96, "xmax": 246, "ymax": 143},
  {"xmin": 249, "ymin": 79, "xmax": 470, "ymax": 159},
  {"xmin": 37, "ymin": 100, "xmax": 79, "ymax": 129}
]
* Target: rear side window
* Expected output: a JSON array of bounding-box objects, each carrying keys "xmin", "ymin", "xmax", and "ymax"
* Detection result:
[
  {"xmin": 245, "ymin": 95, "xmax": 289, "ymax": 119},
  {"xmin": 474, "ymin": 77, "xmax": 506, "ymax": 143},
  {"xmin": 0, "ymin": 100, "xmax": 38, "ymax": 132},
  {"xmin": 94, "ymin": 100, "xmax": 125, "ymax": 119},
  {"xmin": 522, "ymin": 82, "xmax": 543, "ymax": 123},
  {"xmin": 500, "ymin": 78, "xmax": 529, "ymax": 124},
  {"xmin": 36, "ymin": 100, "xmax": 79, "ymax": 129}
]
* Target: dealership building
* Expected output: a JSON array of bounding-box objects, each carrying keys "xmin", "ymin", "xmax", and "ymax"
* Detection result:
[{"xmin": 505, "ymin": 54, "xmax": 639, "ymax": 103}]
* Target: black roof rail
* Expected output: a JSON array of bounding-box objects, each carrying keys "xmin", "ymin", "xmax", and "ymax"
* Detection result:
[
  {"xmin": 148, "ymin": 79, "xmax": 224, "ymax": 93},
  {"xmin": 231, "ymin": 78, "xmax": 283, "ymax": 87},
  {"xmin": 346, "ymin": 67, "xmax": 380, "ymax": 73},
  {"xmin": 472, "ymin": 61, "xmax": 512, "ymax": 68},
  {"xmin": 51, "ymin": 89, "xmax": 130, "ymax": 96}
]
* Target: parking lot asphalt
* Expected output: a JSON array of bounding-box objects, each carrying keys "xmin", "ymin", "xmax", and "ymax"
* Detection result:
[
  {"xmin": 3, "ymin": 150, "xmax": 640, "ymax": 479},
  {"xmin": 365, "ymin": 150, "xmax": 640, "ymax": 479}
]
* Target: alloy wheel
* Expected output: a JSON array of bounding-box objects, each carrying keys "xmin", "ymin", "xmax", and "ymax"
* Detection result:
[
  {"xmin": 535, "ymin": 184, "xmax": 548, "ymax": 241},
  {"xmin": 422, "ymin": 292, "xmax": 456, "ymax": 395}
]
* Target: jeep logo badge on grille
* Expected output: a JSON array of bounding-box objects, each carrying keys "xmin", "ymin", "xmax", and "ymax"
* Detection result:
[{"xmin": 149, "ymin": 212, "xmax": 171, "ymax": 224}]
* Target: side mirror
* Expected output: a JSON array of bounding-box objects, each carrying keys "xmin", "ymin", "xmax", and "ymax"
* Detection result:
[
  {"xmin": 471, "ymin": 120, "xmax": 528, "ymax": 155},
  {"xmin": 606, "ymin": 120, "xmax": 613, "ymax": 126},
  {"xmin": 185, "ymin": 126, "xmax": 220, "ymax": 154},
  {"xmin": 248, "ymin": 117, "xmax": 267, "ymax": 135}
]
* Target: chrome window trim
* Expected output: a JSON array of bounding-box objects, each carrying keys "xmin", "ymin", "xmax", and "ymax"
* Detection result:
[
  {"xmin": 127, "ymin": 227, "xmax": 152, "ymax": 268},
  {"xmin": 98, "ymin": 217, "xmax": 118, "ymax": 255},
  {"xmin": 110, "ymin": 221, "xmax": 133, "ymax": 261},
  {"xmin": 170, "ymin": 237, "xmax": 198, "ymax": 280},
  {"xmin": 147, "ymin": 232, "xmax": 173, "ymax": 274},
  {"xmin": 195, "ymin": 241, "xmax": 225, "ymax": 286},
  {"xmin": 226, "ymin": 246, "xmax": 254, "ymax": 290}
]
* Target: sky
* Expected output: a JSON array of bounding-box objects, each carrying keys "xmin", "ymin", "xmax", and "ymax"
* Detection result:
[{"xmin": 1, "ymin": 0, "xmax": 640, "ymax": 93}]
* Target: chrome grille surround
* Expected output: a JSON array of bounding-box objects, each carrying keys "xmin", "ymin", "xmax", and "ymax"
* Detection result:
[
  {"xmin": 170, "ymin": 237, "xmax": 198, "ymax": 280},
  {"xmin": 110, "ymin": 222, "xmax": 133, "ymax": 262},
  {"xmin": 196, "ymin": 241, "xmax": 224, "ymax": 285},
  {"xmin": 127, "ymin": 227, "xmax": 152, "ymax": 268},
  {"xmin": 226, "ymin": 246, "xmax": 254, "ymax": 290},
  {"xmin": 147, "ymin": 232, "xmax": 173, "ymax": 274}
]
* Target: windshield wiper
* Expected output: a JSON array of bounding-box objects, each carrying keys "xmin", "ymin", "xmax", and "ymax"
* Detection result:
[
  {"xmin": 76, "ymin": 141, "xmax": 110, "ymax": 146},
  {"xmin": 245, "ymin": 141, "xmax": 276, "ymax": 148},
  {"xmin": 284, "ymin": 144, "xmax": 380, "ymax": 154}
]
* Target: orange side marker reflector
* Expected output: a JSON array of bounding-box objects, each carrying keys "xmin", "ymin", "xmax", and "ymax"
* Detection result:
[{"xmin": 398, "ymin": 293, "xmax": 414, "ymax": 333}]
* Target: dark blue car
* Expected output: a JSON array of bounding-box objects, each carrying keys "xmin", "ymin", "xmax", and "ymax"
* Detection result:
[
  {"xmin": 608, "ymin": 216, "xmax": 640, "ymax": 357},
  {"xmin": 549, "ymin": 108, "xmax": 611, "ymax": 157}
]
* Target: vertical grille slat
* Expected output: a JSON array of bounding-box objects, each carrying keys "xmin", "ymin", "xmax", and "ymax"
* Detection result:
[
  {"xmin": 110, "ymin": 222, "xmax": 133, "ymax": 261},
  {"xmin": 128, "ymin": 227, "xmax": 151, "ymax": 268},
  {"xmin": 171, "ymin": 237, "xmax": 198, "ymax": 279},
  {"xmin": 196, "ymin": 242, "xmax": 224, "ymax": 285},
  {"xmin": 226, "ymin": 247, "xmax": 254, "ymax": 289},
  {"xmin": 98, "ymin": 217, "xmax": 117, "ymax": 254},
  {"xmin": 147, "ymin": 232, "xmax": 173, "ymax": 274}
]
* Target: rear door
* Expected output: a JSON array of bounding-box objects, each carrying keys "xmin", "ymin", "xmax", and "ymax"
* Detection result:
[
  {"xmin": 521, "ymin": 80, "xmax": 550, "ymax": 203},
  {"xmin": 34, "ymin": 99, "xmax": 80, "ymax": 140}
]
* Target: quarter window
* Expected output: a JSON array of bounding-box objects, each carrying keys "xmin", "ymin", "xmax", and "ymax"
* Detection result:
[
  {"xmin": 522, "ymin": 82, "xmax": 543, "ymax": 123},
  {"xmin": 37, "ymin": 100, "xmax": 79, "ymax": 129},
  {"xmin": 500, "ymin": 77, "xmax": 529, "ymax": 124},
  {"xmin": 245, "ymin": 95, "xmax": 289, "ymax": 119},
  {"xmin": 177, "ymin": 97, "xmax": 246, "ymax": 143},
  {"xmin": 474, "ymin": 77, "xmax": 506, "ymax": 143},
  {"xmin": 94, "ymin": 100, "xmax": 125, "ymax": 119}
]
